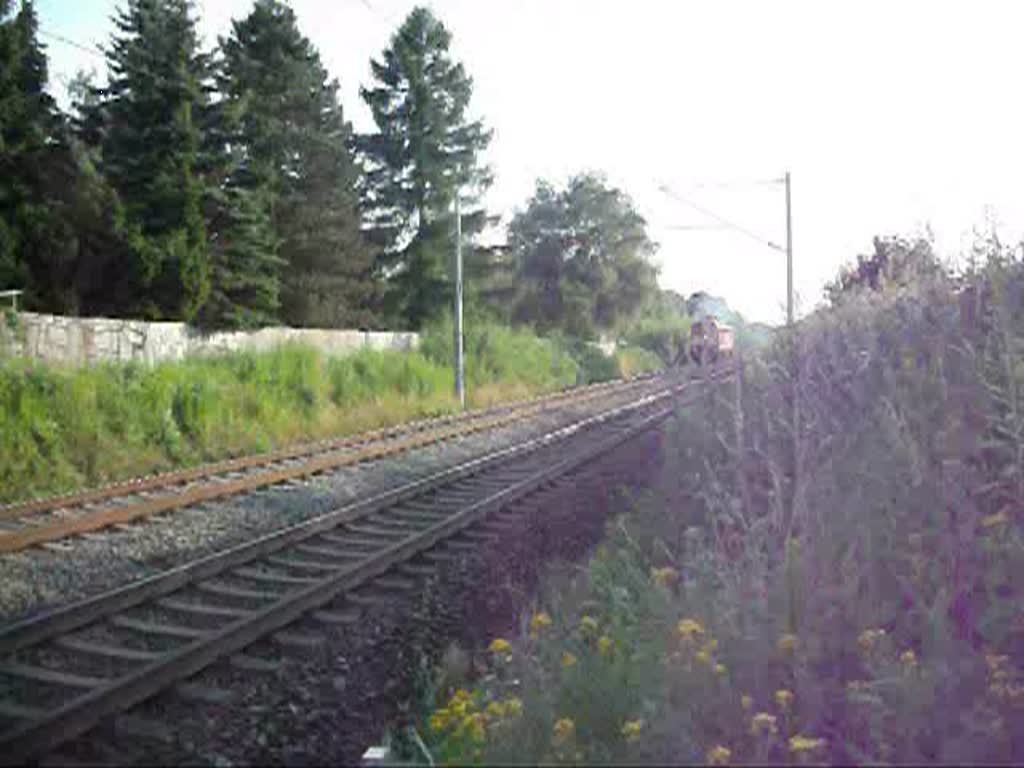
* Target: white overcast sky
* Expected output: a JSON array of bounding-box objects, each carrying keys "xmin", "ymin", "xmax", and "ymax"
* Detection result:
[{"xmin": 36, "ymin": 0, "xmax": 1024, "ymax": 325}]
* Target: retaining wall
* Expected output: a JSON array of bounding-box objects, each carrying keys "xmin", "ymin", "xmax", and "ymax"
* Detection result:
[{"xmin": 0, "ymin": 312, "xmax": 419, "ymax": 367}]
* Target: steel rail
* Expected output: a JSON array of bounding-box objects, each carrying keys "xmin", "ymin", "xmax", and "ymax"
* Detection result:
[
  {"xmin": 0, "ymin": 376, "xmax": 659, "ymax": 554},
  {"xmin": 0, "ymin": 374, "xmax": 652, "ymax": 522},
  {"xmin": 0, "ymin": 378, "xmax": 713, "ymax": 765}
]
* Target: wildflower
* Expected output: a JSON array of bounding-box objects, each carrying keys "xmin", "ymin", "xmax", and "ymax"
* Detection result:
[
  {"xmin": 598, "ymin": 635, "xmax": 614, "ymax": 658},
  {"xmin": 789, "ymin": 734, "xmax": 827, "ymax": 754},
  {"xmin": 429, "ymin": 708, "xmax": 451, "ymax": 733},
  {"xmin": 700, "ymin": 637, "xmax": 719, "ymax": 655},
  {"xmin": 777, "ymin": 633, "xmax": 799, "ymax": 655},
  {"xmin": 982, "ymin": 510, "xmax": 1009, "ymax": 530},
  {"xmin": 449, "ymin": 689, "xmax": 474, "ymax": 719},
  {"xmin": 488, "ymin": 637, "xmax": 512, "ymax": 655},
  {"xmin": 775, "ymin": 689, "xmax": 794, "ymax": 710},
  {"xmin": 858, "ymin": 628, "xmax": 886, "ymax": 653},
  {"xmin": 651, "ymin": 566, "xmax": 680, "ymax": 588},
  {"xmin": 677, "ymin": 618, "xmax": 705, "ymax": 639},
  {"xmin": 530, "ymin": 612, "xmax": 553, "ymax": 637},
  {"xmin": 504, "ymin": 697, "xmax": 524, "ymax": 718},
  {"xmin": 485, "ymin": 701, "xmax": 507, "ymax": 720},
  {"xmin": 561, "ymin": 651, "xmax": 578, "ymax": 669},
  {"xmin": 740, "ymin": 694, "xmax": 753, "ymax": 711},
  {"xmin": 695, "ymin": 650, "xmax": 712, "ymax": 666},
  {"xmin": 459, "ymin": 712, "xmax": 486, "ymax": 743},
  {"xmin": 579, "ymin": 615, "xmax": 599, "ymax": 637},
  {"xmin": 714, "ymin": 663, "xmax": 727, "ymax": 677},
  {"xmin": 706, "ymin": 745, "xmax": 732, "ymax": 766},
  {"xmin": 553, "ymin": 718, "xmax": 575, "ymax": 745},
  {"xmin": 900, "ymin": 649, "xmax": 917, "ymax": 668},
  {"xmin": 620, "ymin": 719, "xmax": 644, "ymax": 743},
  {"xmin": 750, "ymin": 712, "xmax": 778, "ymax": 736}
]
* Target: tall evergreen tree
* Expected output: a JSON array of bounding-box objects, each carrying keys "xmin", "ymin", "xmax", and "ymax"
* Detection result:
[
  {"xmin": 360, "ymin": 6, "xmax": 492, "ymax": 328},
  {"xmin": 0, "ymin": 0, "xmax": 61, "ymax": 294},
  {"xmin": 220, "ymin": 0, "xmax": 376, "ymax": 329},
  {"xmin": 84, "ymin": 0, "xmax": 211, "ymax": 321}
]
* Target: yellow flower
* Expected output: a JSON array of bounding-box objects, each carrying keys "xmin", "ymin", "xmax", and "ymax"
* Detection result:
[
  {"xmin": 900, "ymin": 649, "xmax": 917, "ymax": 667},
  {"xmin": 740, "ymin": 694, "xmax": 753, "ymax": 711},
  {"xmin": 778, "ymin": 633, "xmax": 799, "ymax": 655},
  {"xmin": 707, "ymin": 745, "xmax": 732, "ymax": 766},
  {"xmin": 982, "ymin": 510, "xmax": 1009, "ymax": 529},
  {"xmin": 789, "ymin": 734, "xmax": 827, "ymax": 754},
  {"xmin": 775, "ymin": 689, "xmax": 794, "ymax": 710},
  {"xmin": 429, "ymin": 708, "xmax": 451, "ymax": 733},
  {"xmin": 700, "ymin": 637, "xmax": 719, "ymax": 655},
  {"xmin": 459, "ymin": 712, "xmax": 486, "ymax": 743},
  {"xmin": 677, "ymin": 618, "xmax": 705, "ymax": 639},
  {"xmin": 620, "ymin": 719, "xmax": 644, "ymax": 743},
  {"xmin": 695, "ymin": 650, "xmax": 712, "ymax": 666},
  {"xmin": 485, "ymin": 701, "xmax": 507, "ymax": 720},
  {"xmin": 598, "ymin": 635, "xmax": 614, "ymax": 658},
  {"xmin": 714, "ymin": 663, "xmax": 727, "ymax": 677},
  {"xmin": 504, "ymin": 697, "xmax": 524, "ymax": 718},
  {"xmin": 579, "ymin": 615, "xmax": 599, "ymax": 637},
  {"xmin": 651, "ymin": 566, "xmax": 680, "ymax": 588},
  {"xmin": 858, "ymin": 628, "xmax": 886, "ymax": 652},
  {"xmin": 530, "ymin": 611, "xmax": 553, "ymax": 636},
  {"xmin": 553, "ymin": 718, "xmax": 575, "ymax": 744},
  {"xmin": 488, "ymin": 637, "xmax": 512, "ymax": 655},
  {"xmin": 751, "ymin": 712, "xmax": 778, "ymax": 736},
  {"xmin": 561, "ymin": 651, "xmax": 578, "ymax": 668}
]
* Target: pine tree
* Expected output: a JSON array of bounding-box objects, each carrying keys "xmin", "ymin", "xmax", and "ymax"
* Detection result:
[
  {"xmin": 0, "ymin": 0, "xmax": 61, "ymax": 294},
  {"xmin": 85, "ymin": 0, "xmax": 211, "ymax": 321},
  {"xmin": 220, "ymin": 0, "xmax": 377, "ymax": 329},
  {"xmin": 360, "ymin": 6, "xmax": 492, "ymax": 328}
]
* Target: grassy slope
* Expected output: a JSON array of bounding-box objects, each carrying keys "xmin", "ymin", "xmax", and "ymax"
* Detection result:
[{"xmin": 0, "ymin": 321, "xmax": 587, "ymax": 503}]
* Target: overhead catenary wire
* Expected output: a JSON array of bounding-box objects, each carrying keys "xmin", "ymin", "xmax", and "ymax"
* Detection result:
[{"xmin": 658, "ymin": 180, "xmax": 784, "ymax": 253}]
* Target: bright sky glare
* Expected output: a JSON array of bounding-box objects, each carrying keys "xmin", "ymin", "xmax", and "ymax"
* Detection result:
[{"xmin": 35, "ymin": 0, "xmax": 1024, "ymax": 325}]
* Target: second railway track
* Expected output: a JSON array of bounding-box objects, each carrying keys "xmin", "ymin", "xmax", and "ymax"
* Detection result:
[
  {"xmin": 0, "ymin": 372, "xmax": 716, "ymax": 765},
  {"xmin": 0, "ymin": 375, "xmax": 659, "ymax": 555}
]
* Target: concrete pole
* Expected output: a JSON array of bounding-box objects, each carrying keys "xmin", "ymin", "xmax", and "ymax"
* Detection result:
[{"xmin": 453, "ymin": 193, "xmax": 466, "ymax": 408}]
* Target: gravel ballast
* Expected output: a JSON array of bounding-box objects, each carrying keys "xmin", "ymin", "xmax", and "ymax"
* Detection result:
[{"xmin": 0, "ymin": 383, "xmax": 661, "ymax": 624}]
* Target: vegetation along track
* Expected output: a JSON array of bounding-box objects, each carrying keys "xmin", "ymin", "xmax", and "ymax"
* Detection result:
[
  {"xmin": 0, "ymin": 375, "xmax": 661, "ymax": 556},
  {"xmin": 0, "ymin": 370, "xmax": 725, "ymax": 764}
]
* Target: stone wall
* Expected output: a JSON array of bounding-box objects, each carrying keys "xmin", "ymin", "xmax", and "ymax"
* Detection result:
[{"xmin": 0, "ymin": 312, "xmax": 419, "ymax": 367}]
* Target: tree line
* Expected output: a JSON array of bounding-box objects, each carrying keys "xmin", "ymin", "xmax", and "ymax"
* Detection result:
[{"xmin": 0, "ymin": 0, "xmax": 661, "ymax": 337}]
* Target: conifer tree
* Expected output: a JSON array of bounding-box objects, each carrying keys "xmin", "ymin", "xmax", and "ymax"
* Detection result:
[
  {"xmin": 86, "ymin": 0, "xmax": 211, "ymax": 321},
  {"xmin": 220, "ymin": 0, "xmax": 377, "ymax": 328},
  {"xmin": 360, "ymin": 6, "xmax": 492, "ymax": 328}
]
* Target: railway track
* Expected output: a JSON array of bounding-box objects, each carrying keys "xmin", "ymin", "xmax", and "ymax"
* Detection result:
[
  {"xmin": 0, "ymin": 375, "xmax": 659, "ymax": 556},
  {"xmin": 0, "ymin": 372, "xmax": 713, "ymax": 765}
]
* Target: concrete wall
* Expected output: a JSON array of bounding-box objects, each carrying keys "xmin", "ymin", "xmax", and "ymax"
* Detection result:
[{"xmin": 0, "ymin": 312, "xmax": 419, "ymax": 367}]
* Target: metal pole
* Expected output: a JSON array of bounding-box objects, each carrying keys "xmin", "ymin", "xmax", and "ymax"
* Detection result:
[
  {"xmin": 785, "ymin": 170, "xmax": 793, "ymax": 326},
  {"xmin": 453, "ymin": 193, "xmax": 465, "ymax": 408}
]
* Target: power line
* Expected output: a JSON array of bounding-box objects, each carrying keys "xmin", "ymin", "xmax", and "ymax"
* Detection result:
[
  {"xmin": 39, "ymin": 29, "xmax": 105, "ymax": 59},
  {"xmin": 658, "ymin": 181, "xmax": 784, "ymax": 253}
]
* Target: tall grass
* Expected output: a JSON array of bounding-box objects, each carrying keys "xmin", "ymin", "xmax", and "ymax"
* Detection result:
[
  {"xmin": 401, "ymin": 247, "xmax": 1024, "ymax": 766},
  {"xmin": 0, "ymin": 329, "xmax": 578, "ymax": 503}
]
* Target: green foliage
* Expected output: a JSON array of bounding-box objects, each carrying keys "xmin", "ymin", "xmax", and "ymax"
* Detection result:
[
  {"xmin": 79, "ymin": 0, "xmax": 214, "ymax": 321},
  {"xmin": 507, "ymin": 173, "xmax": 659, "ymax": 340},
  {"xmin": 0, "ymin": 316, "xmax": 583, "ymax": 502},
  {"xmin": 420, "ymin": 312, "xmax": 578, "ymax": 392},
  {"xmin": 359, "ymin": 6, "xmax": 493, "ymax": 328},
  {"xmin": 219, "ymin": 0, "xmax": 376, "ymax": 329}
]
